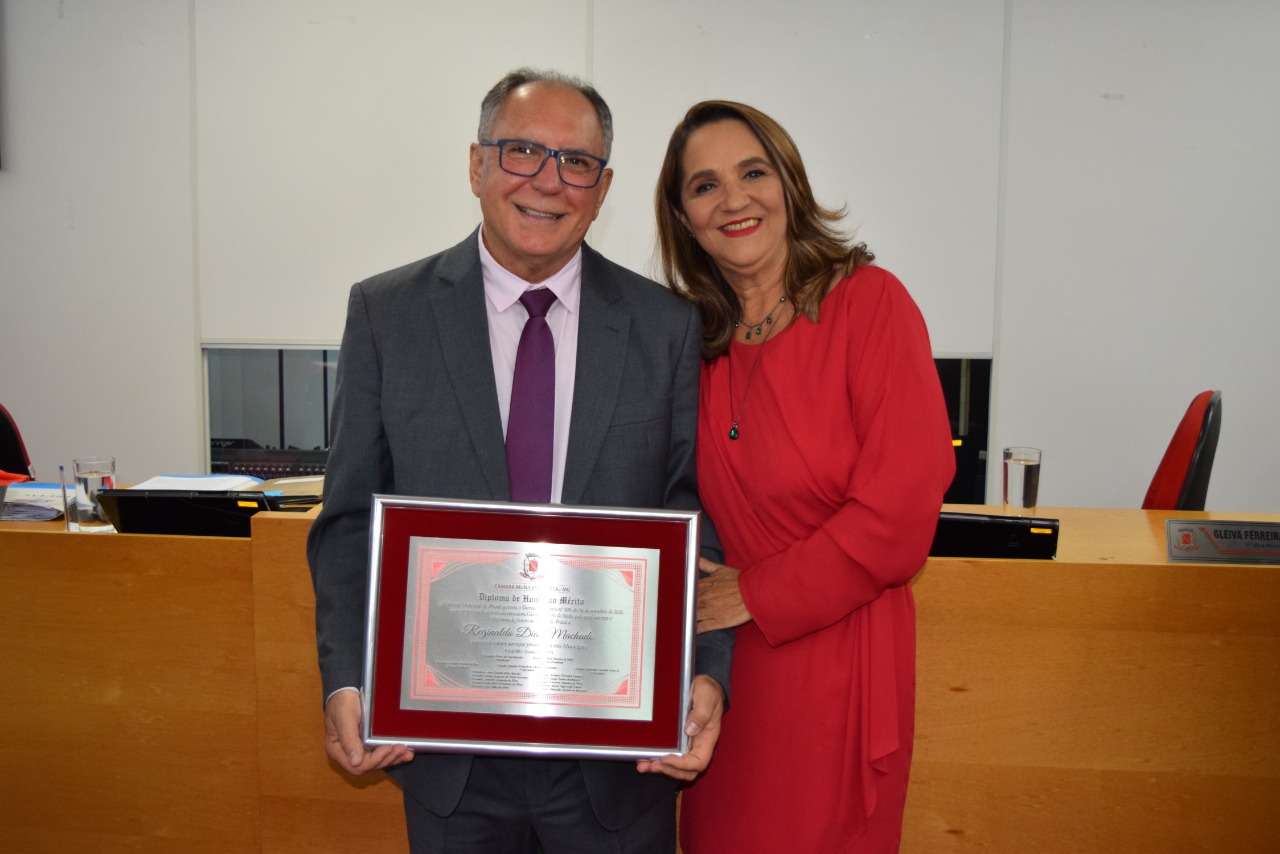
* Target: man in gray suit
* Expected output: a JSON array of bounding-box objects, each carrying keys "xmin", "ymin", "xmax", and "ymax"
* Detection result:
[{"xmin": 306, "ymin": 68, "xmax": 731, "ymax": 853}]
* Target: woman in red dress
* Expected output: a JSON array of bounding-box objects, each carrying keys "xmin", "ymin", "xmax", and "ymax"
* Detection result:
[{"xmin": 655, "ymin": 102, "xmax": 956, "ymax": 853}]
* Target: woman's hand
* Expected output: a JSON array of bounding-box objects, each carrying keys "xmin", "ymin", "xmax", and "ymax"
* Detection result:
[{"xmin": 696, "ymin": 556, "xmax": 752, "ymax": 633}]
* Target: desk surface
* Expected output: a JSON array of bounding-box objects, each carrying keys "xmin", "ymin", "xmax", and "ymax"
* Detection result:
[{"xmin": 5, "ymin": 503, "xmax": 1274, "ymax": 552}]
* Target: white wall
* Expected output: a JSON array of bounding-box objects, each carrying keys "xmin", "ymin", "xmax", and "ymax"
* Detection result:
[
  {"xmin": 0, "ymin": 0, "xmax": 202, "ymax": 486},
  {"xmin": 996, "ymin": 1, "xmax": 1280, "ymax": 509},
  {"xmin": 193, "ymin": 0, "xmax": 587, "ymax": 343},
  {"xmin": 593, "ymin": 0, "xmax": 1004, "ymax": 358},
  {"xmin": 1, "ymin": 0, "xmax": 1276, "ymax": 510}
]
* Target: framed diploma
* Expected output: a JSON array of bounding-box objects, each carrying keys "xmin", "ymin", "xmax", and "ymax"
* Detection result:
[{"xmin": 361, "ymin": 495, "xmax": 699, "ymax": 759}]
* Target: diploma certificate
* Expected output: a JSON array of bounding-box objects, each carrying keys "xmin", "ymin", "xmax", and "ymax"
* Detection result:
[
  {"xmin": 362, "ymin": 496, "xmax": 698, "ymax": 759},
  {"xmin": 402, "ymin": 538, "xmax": 659, "ymax": 721}
]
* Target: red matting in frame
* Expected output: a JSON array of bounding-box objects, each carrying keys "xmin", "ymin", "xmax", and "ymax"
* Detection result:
[{"xmin": 366, "ymin": 499, "xmax": 696, "ymax": 758}]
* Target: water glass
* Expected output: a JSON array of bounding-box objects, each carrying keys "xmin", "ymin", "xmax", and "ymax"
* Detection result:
[
  {"xmin": 73, "ymin": 455, "xmax": 116, "ymax": 531},
  {"xmin": 1003, "ymin": 447, "xmax": 1041, "ymax": 516}
]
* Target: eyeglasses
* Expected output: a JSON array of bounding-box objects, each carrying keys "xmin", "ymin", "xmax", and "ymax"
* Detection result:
[{"xmin": 480, "ymin": 138, "xmax": 609, "ymax": 189}]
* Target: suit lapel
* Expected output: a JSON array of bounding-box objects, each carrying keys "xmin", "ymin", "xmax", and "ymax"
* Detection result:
[
  {"xmin": 562, "ymin": 246, "xmax": 630, "ymax": 505},
  {"xmin": 430, "ymin": 233, "xmax": 510, "ymax": 499}
]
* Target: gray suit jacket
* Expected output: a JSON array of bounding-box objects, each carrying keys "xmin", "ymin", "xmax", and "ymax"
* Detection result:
[{"xmin": 306, "ymin": 230, "xmax": 732, "ymax": 830}]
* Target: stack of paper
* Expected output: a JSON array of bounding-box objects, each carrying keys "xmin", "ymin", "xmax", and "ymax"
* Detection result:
[
  {"xmin": 129, "ymin": 474, "xmax": 263, "ymax": 491},
  {"xmin": 1, "ymin": 483, "xmax": 72, "ymax": 521}
]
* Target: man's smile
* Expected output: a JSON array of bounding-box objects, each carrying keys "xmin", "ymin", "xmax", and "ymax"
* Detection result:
[{"xmin": 517, "ymin": 205, "xmax": 565, "ymax": 220}]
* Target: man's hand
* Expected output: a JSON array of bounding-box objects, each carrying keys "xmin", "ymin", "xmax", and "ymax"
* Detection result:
[
  {"xmin": 635, "ymin": 675, "xmax": 725, "ymax": 781},
  {"xmin": 323, "ymin": 688, "xmax": 414, "ymax": 775}
]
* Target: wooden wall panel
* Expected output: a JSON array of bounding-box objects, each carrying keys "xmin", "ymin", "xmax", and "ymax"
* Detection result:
[
  {"xmin": 4, "ymin": 507, "xmax": 1277, "ymax": 852},
  {"xmin": 250, "ymin": 510, "xmax": 405, "ymax": 853},
  {"xmin": 0, "ymin": 530, "xmax": 260, "ymax": 852},
  {"xmin": 905, "ymin": 508, "xmax": 1280, "ymax": 852},
  {"xmin": 905, "ymin": 762, "xmax": 1280, "ymax": 852}
]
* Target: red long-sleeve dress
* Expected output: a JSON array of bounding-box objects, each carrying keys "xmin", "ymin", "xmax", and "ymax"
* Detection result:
[{"xmin": 680, "ymin": 266, "xmax": 955, "ymax": 853}]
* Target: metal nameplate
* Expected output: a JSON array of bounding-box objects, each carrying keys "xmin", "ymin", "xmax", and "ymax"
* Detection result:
[{"xmin": 1165, "ymin": 519, "xmax": 1280, "ymax": 564}]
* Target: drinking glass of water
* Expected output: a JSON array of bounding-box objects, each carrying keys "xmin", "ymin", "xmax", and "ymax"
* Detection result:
[
  {"xmin": 1003, "ymin": 447, "xmax": 1041, "ymax": 516},
  {"xmin": 73, "ymin": 455, "xmax": 116, "ymax": 531}
]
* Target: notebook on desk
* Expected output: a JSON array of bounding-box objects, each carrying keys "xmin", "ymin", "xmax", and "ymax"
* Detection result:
[{"xmin": 97, "ymin": 489, "xmax": 271, "ymax": 537}]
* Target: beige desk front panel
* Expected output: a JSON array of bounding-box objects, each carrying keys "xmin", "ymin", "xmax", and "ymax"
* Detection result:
[
  {"xmin": 906, "ymin": 507, "xmax": 1280, "ymax": 852},
  {"xmin": 0, "ymin": 528, "xmax": 260, "ymax": 852},
  {"xmin": 3, "ymin": 506, "xmax": 1277, "ymax": 852}
]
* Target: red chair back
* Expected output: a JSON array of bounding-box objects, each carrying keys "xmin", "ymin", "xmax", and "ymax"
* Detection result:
[
  {"xmin": 0, "ymin": 403, "xmax": 35, "ymax": 479},
  {"xmin": 1142, "ymin": 390, "xmax": 1222, "ymax": 511}
]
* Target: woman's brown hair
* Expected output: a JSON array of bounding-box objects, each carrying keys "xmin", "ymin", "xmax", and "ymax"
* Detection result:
[{"xmin": 655, "ymin": 100, "xmax": 874, "ymax": 358}]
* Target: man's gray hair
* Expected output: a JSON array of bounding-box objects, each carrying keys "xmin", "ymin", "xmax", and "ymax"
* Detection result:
[{"xmin": 477, "ymin": 67, "xmax": 614, "ymax": 161}]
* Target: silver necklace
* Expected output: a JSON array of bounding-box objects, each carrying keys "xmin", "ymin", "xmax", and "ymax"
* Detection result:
[
  {"xmin": 732, "ymin": 294, "xmax": 787, "ymax": 341},
  {"xmin": 727, "ymin": 301, "xmax": 785, "ymax": 440}
]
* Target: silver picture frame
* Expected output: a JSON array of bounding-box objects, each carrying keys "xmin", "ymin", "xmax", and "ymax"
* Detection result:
[{"xmin": 362, "ymin": 495, "xmax": 699, "ymax": 759}]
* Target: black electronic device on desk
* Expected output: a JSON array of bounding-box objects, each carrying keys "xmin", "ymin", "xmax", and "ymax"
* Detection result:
[
  {"xmin": 97, "ymin": 489, "xmax": 271, "ymax": 537},
  {"xmin": 929, "ymin": 511, "xmax": 1060, "ymax": 560}
]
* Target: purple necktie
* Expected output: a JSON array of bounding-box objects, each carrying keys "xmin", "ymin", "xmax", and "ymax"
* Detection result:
[{"xmin": 506, "ymin": 288, "xmax": 557, "ymax": 503}]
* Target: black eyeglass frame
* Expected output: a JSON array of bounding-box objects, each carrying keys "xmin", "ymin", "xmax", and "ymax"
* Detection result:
[{"xmin": 479, "ymin": 138, "xmax": 610, "ymax": 189}]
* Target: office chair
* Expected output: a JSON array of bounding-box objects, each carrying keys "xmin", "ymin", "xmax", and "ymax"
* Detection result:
[
  {"xmin": 1142, "ymin": 390, "xmax": 1222, "ymax": 511},
  {"xmin": 0, "ymin": 403, "xmax": 36, "ymax": 480}
]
